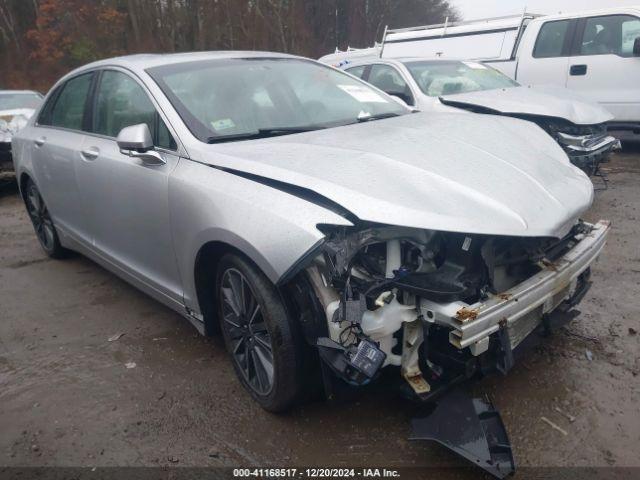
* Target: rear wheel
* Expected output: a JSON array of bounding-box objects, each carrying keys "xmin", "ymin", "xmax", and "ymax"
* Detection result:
[
  {"xmin": 23, "ymin": 179, "xmax": 68, "ymax": 258},
  {"xmin": 216, "ymin": 253, "xmax": 302, "ymax": 412}
]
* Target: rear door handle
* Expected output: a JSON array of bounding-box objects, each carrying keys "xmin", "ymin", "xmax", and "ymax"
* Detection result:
[
  {"xmin": 570, "ymin": 64, "xmax": 587, "ymax": 76},
  {"xmin": 80, "ymin": 147, "xmax": 100, "ymax": 160},
  {"xmin": 34, "ymin": 137, "xmax": 46, "ymax": 147}
]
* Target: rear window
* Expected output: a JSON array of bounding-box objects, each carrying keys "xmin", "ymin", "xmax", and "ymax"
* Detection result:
[
  {"xmin": 40, "ymin": 73, "xmax": 93, "ymax": 130},
  {"xmin": 533, "ymin": 20, "xmax": 571, "ymax": 58}
]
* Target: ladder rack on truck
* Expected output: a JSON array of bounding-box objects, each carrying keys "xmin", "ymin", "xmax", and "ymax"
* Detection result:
[
  {"xmin": 319, "ymin": 12, "xmax": 544, "ymax": 66},
  {"xmin": 381, "ymin": 12, "xmax": 544, "ymax": 61}
]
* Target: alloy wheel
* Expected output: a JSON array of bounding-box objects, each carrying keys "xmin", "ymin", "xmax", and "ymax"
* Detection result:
[
  {"xmin": 25, "ymin": 183, "xmax": 56, "ymax": 251},
  {"xmin": 220, "ymin": 268, "xmax": 275, "ymax": 396}
]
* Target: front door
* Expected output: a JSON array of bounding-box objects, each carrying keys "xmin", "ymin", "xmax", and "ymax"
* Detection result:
[
  {"xmin": 75, "ymin": 69, "xmax": 183, "ymax": 304},
  {"xmin": 566, "ymin": 14, "xmax": 640, "ymax": 121}
]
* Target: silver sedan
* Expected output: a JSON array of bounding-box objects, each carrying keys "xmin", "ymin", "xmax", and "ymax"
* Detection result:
[{"xmin": 12, "ymin": 52, "xmax": 608, "ymax": 412}]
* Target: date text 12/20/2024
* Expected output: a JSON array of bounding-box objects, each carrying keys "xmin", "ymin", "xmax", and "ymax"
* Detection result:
[{"xmin": 233, "ymin": 469, "xmax": 401, "ymax": 478}]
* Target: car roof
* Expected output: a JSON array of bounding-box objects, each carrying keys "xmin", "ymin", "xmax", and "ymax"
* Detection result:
[
  {"xmin": 68, "ymin": 51, "xmax": 303, "ymax": 76},
  {"xmin": 531, "ymin": 6, "xmax": 640, "ymax": 21}
]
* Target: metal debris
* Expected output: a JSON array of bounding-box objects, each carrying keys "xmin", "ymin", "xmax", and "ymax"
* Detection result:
[
  {"xmin": 125, "ymin": 362, "xmax": 136, "ymax": 369},
  {"xmin": 553, "ymin": 406, "xmax": 576, "ymax": 423},
  {"xmin": 585, "ymin": 349, "xmax": 594, "ymax": 361},
  {"xmin": 540, "ymin": 416, "xmax": 568, "ymax": 436},
  {"xmin": 108, "ymin": 332, "xmax": 125, "ymax": 342},
  {"xmin": 562, "ymin": 327, "xmax": 600, "ymax": 343}
]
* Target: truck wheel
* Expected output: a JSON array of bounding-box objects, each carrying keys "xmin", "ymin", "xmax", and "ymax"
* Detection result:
[{"xmin": 216, "ymin": 253, "xmax": 303, "ymax": 412}]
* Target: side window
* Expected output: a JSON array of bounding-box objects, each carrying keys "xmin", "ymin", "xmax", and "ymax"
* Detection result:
[
  {"xmin": 580, "ymin": 15, "xmax": 640, "ymax": 57},
  {"xmin": 156, "ymin": 118, "xmax": 177, "ymax": 151},
  {"xmin": 93, "ymin": 70, "xmax": 176, "ymax": 150},
  {"xmin": 41, "ymin": 73, "xmax": 93, "ymax": 130},
  {"xmin": 345, "ymin": 65, "xmax": 366, "ymax": 79},
  {"xmin": 367, "ymin": 64, "xmax": 414, "ymax": 106},
  {"xmin": 533, "ymin": 20, "xmax": 571, "ymax": 58}
]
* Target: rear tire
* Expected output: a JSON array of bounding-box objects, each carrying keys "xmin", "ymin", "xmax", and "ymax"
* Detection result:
[
  {"xmin": 23, "ymin": 178, "xmax": 69, "ymax": 259},
  {"xmin": 216, "ymin": 253, "xmax": 303, "ymax": 412}
]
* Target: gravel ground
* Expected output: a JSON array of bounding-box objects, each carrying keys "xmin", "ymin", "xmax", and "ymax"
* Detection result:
[{"xmin": 0, "ymin": 149, "xmax": 639, "ymax": 476}]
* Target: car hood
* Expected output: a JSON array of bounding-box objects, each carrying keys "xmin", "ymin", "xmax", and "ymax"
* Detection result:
[
  {"xmin": 192, "ymin": 112, "xmax": 594, "ymax": 238},
  {"xmin": 439, "ymin": 86, "xmax": 613, "ymax": 125}
]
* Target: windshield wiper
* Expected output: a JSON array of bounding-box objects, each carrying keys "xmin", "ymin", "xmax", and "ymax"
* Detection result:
[
  {"xmin": 356, "ymin": 112, "xmax": 401, "ymax": 123},
  {"xmin": 207, "ymin": 126, "xmax": 324, "ymax": 144}
]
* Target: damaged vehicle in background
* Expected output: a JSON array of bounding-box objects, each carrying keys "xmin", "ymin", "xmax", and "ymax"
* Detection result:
[
  {"xmin": 334, "ymin": 57, "xmax": 620, "ymax": 176},
  {"xmin": 12, "ymin": 52, "xmax": 610, "ymax": 478},
  {"xmin": 0, "ymin": 90, "xmax": 43, "ymax": 180}
]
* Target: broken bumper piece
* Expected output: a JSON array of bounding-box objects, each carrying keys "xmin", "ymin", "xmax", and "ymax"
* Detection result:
[
  {"xmin": 410, "ymin": 388, "xmax": 515, "ymax": 479},
  {"xmin": 423, "ymin": 220, "xmax": 610, "ymax": 353},
  {"xmin": 558, "ymin": 132, "xmax": 621, "ymax": 174}
]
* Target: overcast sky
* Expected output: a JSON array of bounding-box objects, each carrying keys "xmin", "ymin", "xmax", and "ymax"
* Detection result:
[{"xmin": 450, "ymin": 0, "xmax": 640, "ymax": 20}]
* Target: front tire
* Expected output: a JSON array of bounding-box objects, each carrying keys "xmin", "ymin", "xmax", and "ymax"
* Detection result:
[
  {"xmin": 23, "ymin": 179, "xmax": 68, "ymax": 259},
  {"xmin": 216, "ymin": 253, "xmax": 303, "ymax": 412}
]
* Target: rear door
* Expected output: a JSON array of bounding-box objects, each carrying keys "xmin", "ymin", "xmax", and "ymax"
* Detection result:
[
  {"xmin": 516, "ymin": 18, "xmax": 577, "ymax": 87},
  {"xmin": 566, "ymin": 14, "xmax": 640, "ymax": 121},
  {"xmin": 31, "ymin": 72, "xmax": 95, "ymax": 244},
  {"xmin": 76, "ymin": 68, "xmax": 183, "ymax": 304}
]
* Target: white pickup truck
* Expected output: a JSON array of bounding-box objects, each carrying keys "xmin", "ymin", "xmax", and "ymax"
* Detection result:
[{"xmin": 366, "ymin": 7, "xmax": 640, "ymax": 139}]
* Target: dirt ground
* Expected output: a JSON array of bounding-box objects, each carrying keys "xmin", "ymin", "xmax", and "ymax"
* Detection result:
[{"xmin": 0, "ymin": 149, "xmax": 639, "ymax": 476}]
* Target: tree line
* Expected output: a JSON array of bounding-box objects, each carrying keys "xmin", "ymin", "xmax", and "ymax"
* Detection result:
[{"xmin": 0, "ymin": 0, "xmax": 459, "ymax": 92}]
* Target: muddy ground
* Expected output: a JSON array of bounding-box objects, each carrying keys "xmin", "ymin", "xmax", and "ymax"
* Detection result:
[{"xmin": 0, "ymin": 150, "xmax": 639, "ymax": 477}]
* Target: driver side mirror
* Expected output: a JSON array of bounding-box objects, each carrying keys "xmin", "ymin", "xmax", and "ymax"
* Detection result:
[
  {"xmin": 634, "ymin": 37, "xmax": 640, "ymax": 56},
  {"xmin": 116, "ymin": 123, "xmax": 165, "ymax": 165}
]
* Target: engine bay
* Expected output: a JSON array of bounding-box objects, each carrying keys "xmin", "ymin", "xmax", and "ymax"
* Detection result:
[{"xmin": 298, "ymin": 221, "xmax": 594, "ymax": 398}]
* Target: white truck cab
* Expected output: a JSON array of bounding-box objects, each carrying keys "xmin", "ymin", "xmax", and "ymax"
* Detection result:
[{"xmin": 343, "ymin": 7, "xmax": 640, "ymax": 139}]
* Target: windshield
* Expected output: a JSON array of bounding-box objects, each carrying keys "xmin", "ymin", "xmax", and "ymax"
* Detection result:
[
  {"xmin": 0, "ymin": 92, "xmax": 43, "ymax": 111},
  {"xmin": 147, "ymin": 57, "xmax": 407, "ymax": 142},
  {"xmin": 404, "ymin": 61, "xmax": 519, "ymax": 97}
]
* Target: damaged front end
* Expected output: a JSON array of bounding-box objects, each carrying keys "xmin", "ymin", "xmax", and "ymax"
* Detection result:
[
  {"xmin": 539, "ymin": 121, "xmax": 620, "ymax": 177},
  {"xmin": 439, "ymin": 98, "xmax": 619, "ymax": 177},
  {"xmin": 286, "ymin": 219, "xmax": 609, "ymax": 477},
  {"xmin": 301, "ymin": 220, "xmax": 609, "ymax": 395}
]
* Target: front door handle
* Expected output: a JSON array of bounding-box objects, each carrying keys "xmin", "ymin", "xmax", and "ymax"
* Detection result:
[
  {"xmin": 80, "ymin": 147, "xmax": 100, "ymax": 160},
  {"xmin": 34, "ymin": 137, "xmax": 46, "ymax": 147},
  {"xmin": 570, "ymin": 64, "xmax": 587, "ymax": 76}
]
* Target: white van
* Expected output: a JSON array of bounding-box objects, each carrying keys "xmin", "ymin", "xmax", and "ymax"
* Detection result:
[{"xmin": 330, "ymin": 7, "xmax": 640, "ymax": 138}]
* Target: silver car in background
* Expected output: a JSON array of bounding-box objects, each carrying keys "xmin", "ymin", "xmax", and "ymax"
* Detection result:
[
  {"xmin": 0, "ymin": 90, "xmax": 43, "ymax": 177},
  {"xmin": 12, "ymin": 52, "xmax": 609, "ymax": 414},
  {"xmin": 334, "ymin": 57, "xmax": 620, "ymax": 176}
]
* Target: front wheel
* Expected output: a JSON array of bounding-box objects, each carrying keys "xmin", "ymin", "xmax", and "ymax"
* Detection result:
[
  {"xmin": 23, "ymin": 179, "xmax": 69, "ymax": 259},
  {"xmin": 216, "ymin": 254, "xmax": 303, "ymax": 412}
]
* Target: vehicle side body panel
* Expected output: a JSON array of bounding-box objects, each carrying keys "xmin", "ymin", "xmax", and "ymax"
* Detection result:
[{"xmin": 168, "ymin": 158, "xmax": 352, "ymax": 314}]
